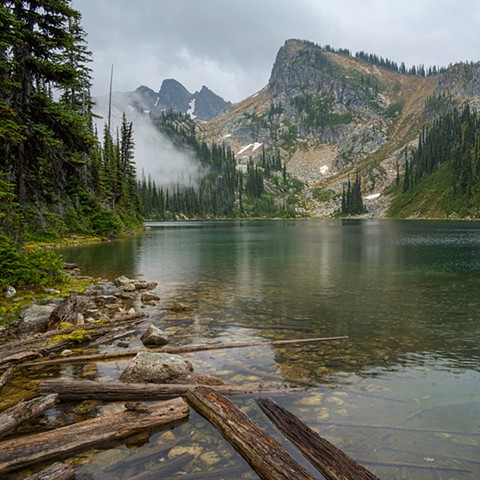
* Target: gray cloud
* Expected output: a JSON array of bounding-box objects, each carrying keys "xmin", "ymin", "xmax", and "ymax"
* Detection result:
[{"xmin": 74, "ymin": 0, "xmax": 480, "ymax": 102}]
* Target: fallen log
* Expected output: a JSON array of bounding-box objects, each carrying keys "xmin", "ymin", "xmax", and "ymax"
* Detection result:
[
  {"xmin": 0, "ymin": 313, "xmax": 147, "ymax": 365},
  {"xmin": 0, "ymin": 367, "xmax": 14, "ymax": 393},
  {"xmin": 0, "ymin": 397, "xmax": 189, "ymax": 474},
  {"xmin": 0, "ymin": 394, "xmax": 58, "ymax": 440},
  {"xmin": 39, "ymin": 379, "xmax": 303, "ymax": 401},
  {"xmin": 24, "ymin": 462, "xmax": 76, "ymax": 480},
  {"xmin": 186, "ymin": 386, "xmax": 317, "ymax": 480},
  {"xmin": 24, "ymin": 335, "xmax": 348, "ymax": 367},
  {"xmin": 256, "ymin": 397, "xmax": 380, "ymax": 480}
]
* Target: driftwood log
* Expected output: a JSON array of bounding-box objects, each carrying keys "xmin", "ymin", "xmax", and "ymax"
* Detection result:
[
  {"xmin": 24, "ymin": 335, "xmax": 348, "ymax": 368},
  {"xmin": 0, "ymin": 366, "xmax": 14, "ymax": 392},
  {"xmin": 186, "ymin": 386, "xmax": 316, "ymax": 480},
  {"xmin": 39, "ymin": 379, "xmax": 303, "ymax": 401},
  {"xmin": 257, "ymin": 397, "xmax": 380, "ymax": 480},
  {"xmin": 0, "ymin": 397, "xmax": 189, "ymax": 474},
  {"xmin": 0, "ymin": 394, "xmax": 58, "ymax": 440},
  {"xmin": 24, "ymin": 462, "xmax": 76, "ymax": 480}
]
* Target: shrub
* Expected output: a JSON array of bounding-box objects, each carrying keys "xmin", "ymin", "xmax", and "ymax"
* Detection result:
[{"xmin": 0, "ymin": 236, "xmax": 66, "ymax": 289}]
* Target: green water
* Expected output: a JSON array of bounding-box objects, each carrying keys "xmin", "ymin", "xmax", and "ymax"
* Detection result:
[{"xmin": 57, "ymin": 219, "xmax": 480, "ymax": 479}]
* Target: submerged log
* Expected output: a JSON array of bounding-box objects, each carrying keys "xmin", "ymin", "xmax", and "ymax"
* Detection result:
[
  {"xmin": 0, "ymin": 397, "xmax": 189, "ymax": 474},
  {"xmin": 24, "ymin": 335, "xmax": 348, "ymax": 368},
  {"xmin": 0, "ymin": 394, "xmax": 58, "ymax": 440},
  {"xmin": 24, "ymin": 462, "xmax": 76, "ymax": 480},
  {"xmin": 39, "ymin": 379, "xmax": 303, "ymax": 401},
  {"xmin": 186, "ymin": 386, "xmax": 316, "ymax": 480},
  {"xmin": 257, "ymin": 397, "xmax": 380, "ymax": 480}
]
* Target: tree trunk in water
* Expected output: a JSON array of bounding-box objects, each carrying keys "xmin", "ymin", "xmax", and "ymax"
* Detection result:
[
  {"xmin": 0, "ymin": 397, "xmax": 189, "ymax": 474},
  {"xmin": 186, "ymin": 386, "xmax": 316, "ymax": 480},
  {"xmin": 39, "ymin": 379, "xmax": 303, "ymax": 401},
  {"xmin": 0, "ymin": 394, "xmax": 58, "ymax": 440},
  {"xmin": 256, "ymin": 397, "xmax": 381, "ymax": 480}
]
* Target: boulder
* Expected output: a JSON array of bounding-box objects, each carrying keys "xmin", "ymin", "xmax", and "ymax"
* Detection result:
[
  {"xmin": 141, "ymin": 324, "xmax": 169, "ymax": 346},
  {"xmin": 17, "ymin": 304, "xmax": 56, "ymax": 334},
  {"xmin": 4, "ymin": 286, "xmax": 16, "ymax": 299},
  {"xmin": 120, "ymin": 352, "xmax": 193, "ymax": 384},
  {"xmin": 114, "ymin": 275, "xmax": 131, "ymax": 287}
]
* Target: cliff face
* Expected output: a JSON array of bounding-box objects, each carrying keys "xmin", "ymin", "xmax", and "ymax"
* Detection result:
[{"xmin": 204, "ymin": 39, "xmax": 480, "ymax": 216}]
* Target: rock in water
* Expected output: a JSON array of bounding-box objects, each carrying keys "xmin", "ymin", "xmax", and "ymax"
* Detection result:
[
  {"xmin": 120, "ymin": 352, "xmax": 193, "ymax": 384},
  {"xmin": 141, "ymin": 324, "xmax": 169, "ymax": 346}
]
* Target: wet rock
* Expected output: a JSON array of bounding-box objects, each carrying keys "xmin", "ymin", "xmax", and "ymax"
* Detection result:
[
  {"xmin": 120, "ymin": 352, "xmax": 193, "ymax": 384},
  {"xmin": 141, "ymin": 292, "xmax": 160, "ymax": 305},
  {"xmin": 121, "ymin": 283, "xmax": 136, "ymax": 292},
  {"xmin": 141, "ymin": 324, "xmax": 169, "ymax": 346},
  {"xmin": 132, "ymin": 280, "xmax": 158, "ymax": 291},
  {"xmin": 114, "ymin": 275, "xmax": 131, "ymax": 287},
  {"xmin": 16, "ymin": 304, "xmax": 56, "ymax": 334},
  {"xmin": 167, "ymin": 302, "xmax": 193, "ymax": 312},
  {"xmin": 4, "ymin": 286, "xmax": 16, "ymax": 299}
]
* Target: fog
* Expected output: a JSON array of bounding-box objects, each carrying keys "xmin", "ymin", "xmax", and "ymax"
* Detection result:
[{"xmin": 93, "ymin": 95, "xmax": 204, "ymax": 188}]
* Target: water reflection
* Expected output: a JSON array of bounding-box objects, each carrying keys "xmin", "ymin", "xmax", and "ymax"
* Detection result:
[{"xmin": 57, "ymin": 219, "xmax": 480, "ymax": 479}]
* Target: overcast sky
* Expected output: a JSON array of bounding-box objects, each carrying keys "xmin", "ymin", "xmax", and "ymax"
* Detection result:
[{"xmin": 73, "ymin": 0, "xmax": 480, "ymax": 103}]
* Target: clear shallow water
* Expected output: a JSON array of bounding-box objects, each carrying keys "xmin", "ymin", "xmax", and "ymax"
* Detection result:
[{"xmin": 57, "ymin": 219, "xmax": 480, "ymax": 479}]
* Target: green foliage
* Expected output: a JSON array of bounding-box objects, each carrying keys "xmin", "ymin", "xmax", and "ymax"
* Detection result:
[
  {"xmin": 292, "ymin": 93, "xmax": 352, "ymax": 130},
  {"xmin": 384, "ymin": 101, "xmax": 404, "ymax": 119},
  {"xmin": 138, "ymin": 112, "xmax": 303, "ymax": 220},
  {"xmin": 90, "ymin": 211, "xmax": 124, "ymax": 238},
  {"xmin": 390, "ymin": 105, "xmax": 480, "ymax": 218},
  {"xmin": 0, "ymin": 236, "xmax": 66, "ymax": 289},
  {"xmin": 312, "ymin": 187, "xmax": 335, "ymax": 202},
  {"xmin": 341, "ymin": 170, "xmax": 365, "ymax": 215}
]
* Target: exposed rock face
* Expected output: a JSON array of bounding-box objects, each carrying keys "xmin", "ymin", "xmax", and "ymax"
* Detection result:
[
  {"xmin": 120, "ymin": 352, "xmax": 193, "ymax": 384},
  {"xmin": 124, "ymin": 80, "xmax": 231, "ymax": 121}
]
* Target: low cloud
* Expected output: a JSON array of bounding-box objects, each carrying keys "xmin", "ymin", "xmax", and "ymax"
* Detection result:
[{"xmin": 93, "ymin": 95, "xmax": 204, "ymax": 188}]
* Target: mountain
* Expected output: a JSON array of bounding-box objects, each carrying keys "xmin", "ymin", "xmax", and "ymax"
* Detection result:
[
  {"xmin": 203, "ymin": 39, "xmax": 480, "ymax": 218},
  {"xmin": 124, "ymin": 79, "xmax": 231, "ymax": 121}
]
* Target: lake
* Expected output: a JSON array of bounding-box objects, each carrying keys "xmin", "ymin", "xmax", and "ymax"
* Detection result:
[{"xmin": 58, "ymin": 219, "xmax": 480, "ymax": 479}]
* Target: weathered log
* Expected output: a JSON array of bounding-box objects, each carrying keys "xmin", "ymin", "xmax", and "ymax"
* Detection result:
[
  {"xmin": 24, "ymin": 462, "xmax": 76, "ymax": 480},
  {"xmin": 0, "ymin": 397, "xmax": 189, "ymax": 474},
  {"xmin": 39, "ymin": 379, "xmax": 303, "ymax": 401},
  {"xmin": 24, "ymin": 335, "xmax": 348, "ymax": 367},
  {"xmin": 0, "ymin": 394, "xmax": 58, "ymax": 440},
  {"xmin": 0, "ymin": 367, "xmax": 14, "ymax": 392},
  {"xmin": 257, "ymin": 397, "xmax": 380, "ymax": 480},
  {"xmin": 1, "ymin": 351, "xmax": 41, "ymax": 369},
  {"xmin": 88, "ymin": 328, "xmax": 139, "ymax": 347},
  {"xmin": 186, "ymin": 386, "xmax": 316, "ymax": 480}
]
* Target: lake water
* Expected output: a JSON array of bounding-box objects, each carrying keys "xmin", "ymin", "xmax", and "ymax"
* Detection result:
[{"xmin": 58, "ymin": 219, "xmax": 480, "ymax": 479}]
